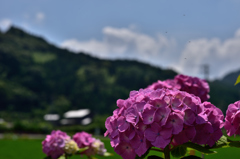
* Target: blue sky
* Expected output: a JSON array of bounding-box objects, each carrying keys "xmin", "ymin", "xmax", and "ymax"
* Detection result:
[{"xmin": 1, "ymin": 0, "xmax": 240, "ymax": 80}]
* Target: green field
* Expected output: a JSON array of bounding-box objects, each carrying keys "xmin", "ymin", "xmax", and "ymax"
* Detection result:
[{"xmin": 0, "ymin": 137, "xmax": 240, "ymax": 159}]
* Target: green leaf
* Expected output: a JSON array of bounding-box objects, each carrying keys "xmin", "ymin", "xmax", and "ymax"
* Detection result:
[
  {"xmin": 58, "ymin": 156, "xmax": 65, "ymax": 159},
  {"xmin": 77, "ymin": 146, "xmax": 88, "ymax": 153},
  {"xmin": 234, "ymin": 74, "xmax": 240, "ymax": 85},
  {"xmin": 171, "ymin": 146, "xmax": 187, "ymax": 158},
  {"xmin": 181, "ymin": 155, "xmax": 202, "ymax": 159},
  {"xmin": 208, "ymin": 135, "xmax": 229, "ymax": 149},
  {"xmin": 215, "ymin": 135, "xmax": 229, "ymax": 148},
  {"xmin": 103, "ymin": 152, "xmax": 113, "ymax": 157},
  {"xmin": 43, "ymin": 156, "xmax": 51, "ymax": 159},
  {"xmin": 229, "ymin": 141, "xmax": 240, "ymax": 148},
  {"xmin": 147, "ymin": 155, "xmax": 164, "ymax": 159},
  {"xmin": 182, "ymin": 142, "xmax": 216, "ymax": 154}
]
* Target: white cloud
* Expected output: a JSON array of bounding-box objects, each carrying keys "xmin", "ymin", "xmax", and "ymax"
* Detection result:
[
  {"xmin": 0, "ymin": 19, "xmax": 12, "ymax": 32},
  {"xmin": 61, "ymin": 26, "xmax": 177, "ymax": 67},
  {"xmin": 61, "ymin": 26, "xmax": 240, "ymax": 80},
  {"xmin": 177, "ymin": 28, "xmax": 240, "ymax": 79},
  {"xmin": 35, "ymin": 12, "xmax": 45, "ymax": 23}
]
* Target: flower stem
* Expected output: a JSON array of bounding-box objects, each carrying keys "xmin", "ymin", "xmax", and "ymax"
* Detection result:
[
  {"xmin": 163, "ymin": 145, "xmax": 170, "ymax": 159},
  {"xmin": 150, "ymin": 148, "xmax": 163, "ymax": 152}
]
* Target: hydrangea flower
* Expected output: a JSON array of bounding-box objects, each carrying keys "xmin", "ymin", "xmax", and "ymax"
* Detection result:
[
  {"xmin": 224, "ymin": 100, "xmax": 240, "ymax": 136},
  {"xmin": 90, "ymin": 139, "xmax": 107, "ymax": 156},
  {"xmin": 105, "ymin": 88, "xmax": 223, "ymax": 159},
  {"xmin": 73, "ymin": 131, "xmax": 95, "ymax": 148},
  {"xmin": 42, "ymin": 130, "xmax": 71, "ymax": 159},
  {"xmin": 147, "ymin": 79, "xmax": 180, "ymax": 90},
  {"xmin": 147, "ymin": 74, "xmax": 210, "ymax": 102},
  {"xmin": 64, "ymin": 140, "xmax": 79, "ymax": 155},
  {"xmin": 174, "ymin": 74, "xmax": 210, "ymax": 102},
  {"xmin": 73, "ymin": 131, "xmax": 107, "ymax": 157}
]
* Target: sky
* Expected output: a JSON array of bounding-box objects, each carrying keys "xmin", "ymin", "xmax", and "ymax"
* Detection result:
[{"xmin": 1, "ymin": 0, "xmax": 240, "ymax": 80}]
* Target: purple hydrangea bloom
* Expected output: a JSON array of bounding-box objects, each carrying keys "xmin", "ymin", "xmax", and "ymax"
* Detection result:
[
  {"xmin": 42, "ymin": 130, "xmax": 71, "ymax": 159},
  {"xmin": 224, "ymin": 100, "xmax": 240, "ymax": 136},
  {"xmin": 142, "ymin": 104, "xmax": 157, "ymax": 125},
  {"xmin": 145, "ymin": 122, "xmax": 172, "ymax": 148},
  {"xmin": 114, "ymin": 142, "xmax": 136, "ymax": 159},
  {"xmin": 147, "ymin": 74, "xmax": 210, "ymax": 102},
  {"xmin": 92, "ymin": 139, "xmax": 107, "ymax": 155},
  {"xmin": 73, "ymin": 131, "xmax": 107, "ymax": 157},
  {"xmin": 147, "ymin": 79, "xmax": 180, "ymax": 90},
  {"xmin": 125, "ymin": 106, "xmax": 139, "ymax": 125},
  {"xmin": 73, "ymin": 131, "xmax": 95, "ymax": 148},
  {"xmin": 165, "ymin": 112, "xmax": 184, "ymax": 135},
  {"xmin": 173, "ymin": 125, "xmax": 196, "ymax": 145},
  {"xmin": 174, "ymin": 74, "xmax": 210, "ymax": 102},
  {"xmin": 192, "ymin": 123, "xmax": 213, "ymax": 145},
  {"xmin": 84, "ymin": 139, "xmax": 107, "ymax": 156},
  {"xmin": 73, "ymin": 131, "xmax": 96, "ymax": 148},
  {"xmin": 130, "ymin": 134, "xmax": 150, "ymax": 157},
  {"xmin": 105, "ymin": 87, "xmax": 223, "ymax": 158}
]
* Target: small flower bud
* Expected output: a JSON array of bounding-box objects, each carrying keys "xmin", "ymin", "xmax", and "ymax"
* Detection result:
[{"xmin": 64, "ymin": 140, "xmax": 79, "ymax": 155}]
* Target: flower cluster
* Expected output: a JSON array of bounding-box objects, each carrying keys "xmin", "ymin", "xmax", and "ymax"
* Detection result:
[
  {"xmin": 147, "ymin": 79, "xmax": 180, "ymax": 91},
  {"xmin": 73, "ymin": 131, "xmax": 106, "ymax": 156},
  {"xmin": 174, "ymin": 74, "xmax": 210, "ymax": 102},
  {"xmin": 42, "ymin": 130, "xmax": 107, "ymax": 159},
  {"xmin": 147, "ymin": 74, "xmax": 210, "ymax": 102},
  {"xmin": 105, "ymin": 88, "xmax": 223, "ymax": 159},
  {"xmin": 64, "ymin": 139, "xmax": 79, "ymax": 155},
  {"xmin": 42, "ymin": 130, "xmax": 71, "ymax": 159},
  {"xmin": 224, "ymin": 100, "xmax": 240, "ymax": 136}
]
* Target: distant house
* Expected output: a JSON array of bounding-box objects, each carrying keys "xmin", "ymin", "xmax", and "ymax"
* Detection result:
[
  {"xmin": 44, "ymin": 109, "xmax": 92, "ymax": 126},
  {"xmin": 60, "ymin": 109, "xmax": 92, "ymax": 125}
]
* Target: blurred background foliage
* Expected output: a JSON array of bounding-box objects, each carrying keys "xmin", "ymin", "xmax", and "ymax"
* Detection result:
[{"xmin": 0, "ymin": 26, "xmax": 239, "ymax": 134}]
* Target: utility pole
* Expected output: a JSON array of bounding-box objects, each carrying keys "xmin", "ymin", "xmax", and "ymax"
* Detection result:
[{"xmin": 202, "ymin": 64, "xmax": 209, "ymax": 81}]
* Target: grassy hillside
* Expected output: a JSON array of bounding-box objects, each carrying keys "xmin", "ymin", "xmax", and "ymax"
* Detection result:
[
  {"xmin": 0, "ymin": 26, "xmax": 177, "ymax": 121},
  {"xmin": 0, "ymin": 26, "xmax": 240, "ymax": 129}
]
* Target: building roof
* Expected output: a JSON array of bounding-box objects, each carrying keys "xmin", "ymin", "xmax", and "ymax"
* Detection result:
[{"xmin": 64, "ymin": 109, "xmax": 90, "ymax": 118}]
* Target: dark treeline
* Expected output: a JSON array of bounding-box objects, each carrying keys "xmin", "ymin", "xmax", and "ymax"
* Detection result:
[
  {"xmin": 0, "ymin": 26, "xmax": 239, "ymax": 123},
  {"xmin": 0, "ymin": 26, "xmax": 177, "ymax": 120}
]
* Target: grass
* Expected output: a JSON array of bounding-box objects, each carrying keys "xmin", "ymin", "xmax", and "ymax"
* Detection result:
[
  {"xmin": 0, "ymin": 137, "xmax": 120, "ymax": 159},
  {"xmin": 0, "ymin": 138, "xmax": 46, "ymax": 159},
  {"xmin": 0, "ymin": 136, "xmax": 240, "ymax": 159}
]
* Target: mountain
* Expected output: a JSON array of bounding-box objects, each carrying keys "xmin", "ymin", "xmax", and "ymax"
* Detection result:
[
  {"xmin": 208, "ymin": 70, "xmax": 240, "ymax": 114},
  {"xmin": 1, "ymin": 26, "xmax": 239, "ymax": 123},
  {"xmin": 221, "ymin": 70, "xmax": 240, "ymax": 85},
  {"xmin": 0, "ymin": 26, "xmax": 177, "ymax": 120}
]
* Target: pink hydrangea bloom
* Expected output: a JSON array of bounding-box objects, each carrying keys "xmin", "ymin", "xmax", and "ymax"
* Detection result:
[
  {"xmin": 224, "ymin": 100, "xmax": 240, "ymax": 136},
  {"xmin": 105, "ymin": 88, "xmax": 223, "ymax": 158},
  {"xmin": 147, "ymin": 74, "xmax": 210, "ymax": 102},
  {"xmin": 84, "ymin": 139, "xmax": 107, "ymax": 156},
  {"xmin": 145, "ymin": 122, "xmax": 172, "ymax": 148},
  {"xmin": 92, "ymin": 139, "xmax": 107, "ymax": 155},
  {"xmin": 114, "ymin": 142, "xmax": 136, "ymax": 159},
  {"xmin": 173, "ymin": 125, "xmax": 196, "ymax": 145},
  {"xmin": 174, "ymin": 74, "xmax": 210, "ymax": 102},
  {"xmin": 130, "ymin": 134, "xmax": 150, "ymax": 157},
  {"xmin": 73, "ymin": 131, "xmax": 95, "ymax": 148},
  {"xmin": 42, "ymin": 130, "xmax": 71, "ymax": 159},
  {"xmin": 73, "ymin": 131, "xmax": 107, "ymax": 157},
  {"xmin": 147, "ymin": 79, "xmax": 180, "ymax": 90}
]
